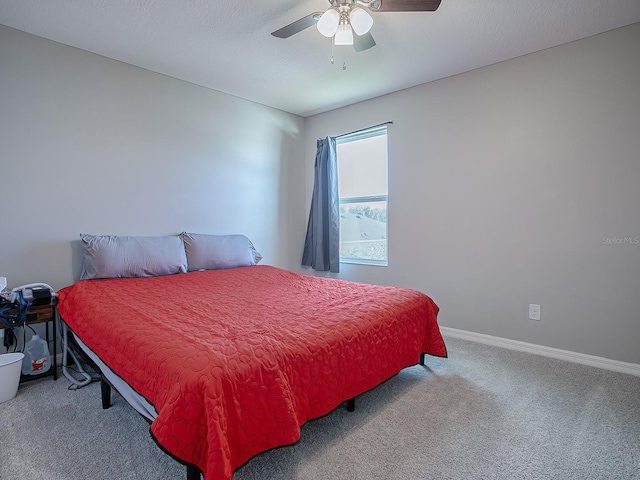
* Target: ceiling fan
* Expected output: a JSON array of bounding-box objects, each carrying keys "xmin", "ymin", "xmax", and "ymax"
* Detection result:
[{"xmin": 271, "ymin": 0, "xmax": 442, "ymax": 52}]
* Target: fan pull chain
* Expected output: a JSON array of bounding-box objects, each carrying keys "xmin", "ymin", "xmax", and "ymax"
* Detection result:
[
  {"xmin": 329, "ymin": 39, "xmax": 347, "ymax": 70},
  {"xmin": 330, "ymin": 37, "xmax": 335, "ymax": 64}
]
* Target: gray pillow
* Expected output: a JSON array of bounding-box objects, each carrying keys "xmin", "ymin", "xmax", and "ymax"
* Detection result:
[
  {"xmin": 180, "ymin": 232, "xmax": 262, "ymax": 271},
  {"xmin": 79, "ymin": 234, "xmax": 188, "ymax": 280}
]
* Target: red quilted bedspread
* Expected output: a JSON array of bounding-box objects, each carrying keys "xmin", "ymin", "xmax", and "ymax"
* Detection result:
[{"xmin": 57, "ymin": 265, "xmax": 446, "ymax": 479}]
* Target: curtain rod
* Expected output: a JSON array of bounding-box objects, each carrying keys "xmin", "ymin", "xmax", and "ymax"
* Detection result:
[{"xmin": 335, "ymin": 121, "xmax": 393, "ymax": 139}]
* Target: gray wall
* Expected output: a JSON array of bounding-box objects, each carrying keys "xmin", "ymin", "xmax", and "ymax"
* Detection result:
[
  {"xmin": 2, "ymin": 23, "xmax": 639, "ymax": 365},
  {"xmin": 0, "ymin": 25, "xmax": 306, "ymax": 291},
  {"xmin": 303, "ymin": 23, "xmax": 640, "ymax": 364}
]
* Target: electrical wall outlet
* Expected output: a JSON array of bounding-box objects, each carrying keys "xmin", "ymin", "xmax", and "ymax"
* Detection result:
[{"xmin": 529, "ymin": 304, "xmax": 541, "ymax": 321}]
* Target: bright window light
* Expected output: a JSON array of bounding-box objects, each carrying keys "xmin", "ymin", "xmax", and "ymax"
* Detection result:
[{"xmin": 337, "ymin": 126, "xmax": 388, "ymax": 266}]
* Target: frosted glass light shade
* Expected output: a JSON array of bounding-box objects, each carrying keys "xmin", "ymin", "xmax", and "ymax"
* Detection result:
[
  {"xmin": 317, "ymin": 9, "xmax": 340, "ymax": 37},
  {"xmin": 334, "ymin": 24, "xmax": 354, "ymax": 45},
  {"xmin": 350, "ymin": 7, "xmax": 373, "ymax": 35}
]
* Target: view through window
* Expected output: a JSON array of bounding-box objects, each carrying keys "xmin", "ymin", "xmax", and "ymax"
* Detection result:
[{"xmin": 337, "ymin": 126, "xmax": 388, "ymax": 266}]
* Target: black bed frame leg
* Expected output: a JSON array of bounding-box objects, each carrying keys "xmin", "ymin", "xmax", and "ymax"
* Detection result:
[
  {"xmin": 101, "ymin": 376, "xmax": 111, "ymax": 409},
  {"xmin": 187, "ymin": 464, "xmax": 201, "ymax": 480},
  {"xmin": 420, "ymin": 353, "xmax": 426, "ymax": 366},
  {"xmin": 346, "ymin": 397, "xmax": 355, "ymax": 412}
]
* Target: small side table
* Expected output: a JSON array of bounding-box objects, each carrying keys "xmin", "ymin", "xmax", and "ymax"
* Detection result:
[{"xmin": 1, "ymin": 301, "xmax": 57, "ymax": 381}]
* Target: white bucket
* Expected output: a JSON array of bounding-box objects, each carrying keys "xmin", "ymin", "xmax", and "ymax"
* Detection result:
[{"xmin": 0, "ymin": 352, "xmax": 24, "ymax": 403}]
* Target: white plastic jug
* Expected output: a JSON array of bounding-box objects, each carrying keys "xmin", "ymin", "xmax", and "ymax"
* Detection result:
[{"xmin": 22, "ymin": 334, "xmax": 51, "ymax": 375}]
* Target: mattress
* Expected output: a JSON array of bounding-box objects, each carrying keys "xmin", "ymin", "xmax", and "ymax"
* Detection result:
[{"xmin": 57, "ymin": 265, "xmax": 446, "ymax": 479}]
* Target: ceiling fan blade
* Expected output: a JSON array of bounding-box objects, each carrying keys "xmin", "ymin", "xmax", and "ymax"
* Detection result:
[
  {"xmin": 353, "ymin": 31, "xmax": 376, "ymax": 52},
  {"xmin": 370, "ymin": 0, "xmax": 441, "ymax": 12},
  {"xmin": 271, "ymin": 12, "xmax": 323, "ymax": 38}
]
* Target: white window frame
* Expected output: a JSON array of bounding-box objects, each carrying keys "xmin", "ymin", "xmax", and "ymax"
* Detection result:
[{"xmin": 337, "ymin": 126, "xmax": 388, "ymax": 267}]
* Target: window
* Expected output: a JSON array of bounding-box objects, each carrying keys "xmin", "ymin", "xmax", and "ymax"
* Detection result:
[{"xmin": 337, "ymin": 126, "xmax": 388, "ymax": 266}]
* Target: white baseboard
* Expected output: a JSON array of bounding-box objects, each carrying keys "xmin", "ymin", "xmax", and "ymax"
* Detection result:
[{"xmin": 440, "ymin": 326, "xmax": 640, "ymax": 377}]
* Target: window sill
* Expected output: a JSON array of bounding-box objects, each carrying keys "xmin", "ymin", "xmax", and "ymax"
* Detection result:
[{"xmin": 340, "ymin": 258, "xmax": 388, "ymax": 267}]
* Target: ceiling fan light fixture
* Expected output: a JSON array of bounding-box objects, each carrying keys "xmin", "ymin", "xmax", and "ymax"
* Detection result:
[
  {"xmin": 334, "ymin": 23, "xmax": 354, "ymax": 45},
  {"xmin": 349, "ymin": 7, "xmax": 373, "ymax": 35},
  {"xmin": 317, "ymin": 8, "xmax": 340, "ymax": 37}
]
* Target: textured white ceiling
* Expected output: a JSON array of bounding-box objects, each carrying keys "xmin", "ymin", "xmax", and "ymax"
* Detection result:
[{"xmin": 1, "ymin": 0, "xmax": 639, "ymax": 117}]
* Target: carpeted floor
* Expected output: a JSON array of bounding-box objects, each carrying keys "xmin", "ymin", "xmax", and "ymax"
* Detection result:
[{"xmin": 1, "ymin": 337, "xmax": 639, "ymax": 479}]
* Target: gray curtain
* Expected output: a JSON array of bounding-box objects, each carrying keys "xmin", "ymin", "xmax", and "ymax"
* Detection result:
[{"xmin": 301, "ymin": 136, "xmax": 340, "ymax": 273}]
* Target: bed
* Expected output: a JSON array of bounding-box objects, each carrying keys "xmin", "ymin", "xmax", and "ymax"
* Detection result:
[{"xmin": 57, "ymin": 235, "xmax": 446, "ymax": 480}]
